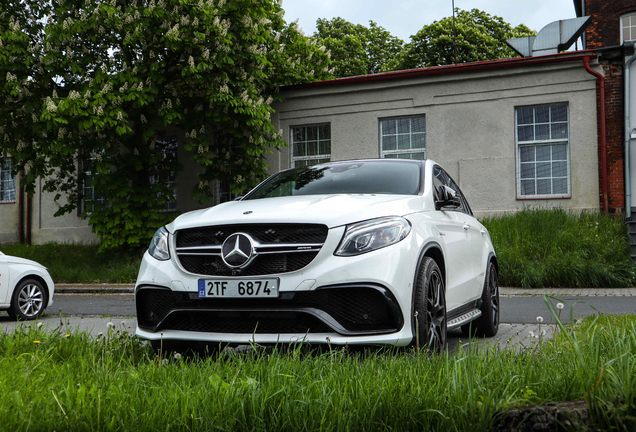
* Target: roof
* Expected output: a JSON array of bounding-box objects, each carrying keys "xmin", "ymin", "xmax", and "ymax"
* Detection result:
[{"xmin": 282, "ymin": 50, "xmax": 598, "ymax": 91}]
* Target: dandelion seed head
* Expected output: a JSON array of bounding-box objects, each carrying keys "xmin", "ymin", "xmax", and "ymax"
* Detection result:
[
  {"xmin": 107, "ymin": 322, "xmax": 115, "ymax": 329},
  {"xmin": 536, "ymin": 316, "xmax": 543, "ymax": 323},
  {"xmin": 556, "ymin": 303, "xmax": 564, "ymax": 310}
]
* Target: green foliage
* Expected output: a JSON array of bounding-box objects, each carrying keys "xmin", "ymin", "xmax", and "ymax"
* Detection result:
[
  {"xmin": 391, "ymin": 8, "xmax": 536, "ymax": 69},
  {"xmin": 314, "ymin": 17, "xmax": 403, "ymax": 77},
  {"xmin": 1, "ymin": 314, "xmax": 636, "ymax": 430},
  {"xmin": 0, "ymin": 242, "xmax": 142, "ymax": 283},
  {"xmin": 0, "ymin": 0, "xmax": 331, "ymax": 251},
  {"xmin": 481, "ymin": 209, "xmax": 636, "ymax": 288}
]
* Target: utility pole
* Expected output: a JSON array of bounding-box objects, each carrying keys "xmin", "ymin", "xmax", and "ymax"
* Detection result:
[{"xmin": 452, "ymin": 0, "xmax": 458, "ymax": 64}]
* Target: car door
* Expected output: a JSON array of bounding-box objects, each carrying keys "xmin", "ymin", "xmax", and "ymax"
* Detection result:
[
  {"xmin": 431, "ymin": 166, "xmax": 474, "ymax": 310},
  {"xmin": 0, "ymin": 254, "xmax": 9, "ymax": 304},
  {"xmin": 445, "ymin": 176, "xmax": 485, "ymax": 301}
]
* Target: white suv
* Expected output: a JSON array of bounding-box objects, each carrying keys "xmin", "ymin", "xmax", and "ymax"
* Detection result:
[{"xmin": 135, "ymin": 159, "xmax": 499, "ymax": 351}]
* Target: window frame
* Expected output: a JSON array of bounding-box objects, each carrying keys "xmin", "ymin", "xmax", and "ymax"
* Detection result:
[
  {"xmin": 379, "ymin": 115, "xmax": 427, "ymax": 160},
  {"xmin": 0, "ymin": 158, "xmax": 16, "ymax": 204},
  {"xmin": 289, "ymin": 123, "xmax": 331, "ymax": 168},
  {"xmin": 514, "ymin": 103, "xmax": 572, "ymax": 200},
  {"xmin": 150, "ymin": 136, "xmax": 178, "ymax": 212},
  {"xmin": 80, "ymin": 152, "xmax": 108, "ymax": 215},
  {"xmin": 621, "ymin": 12, "xmax": 636, "ymax": 44}
]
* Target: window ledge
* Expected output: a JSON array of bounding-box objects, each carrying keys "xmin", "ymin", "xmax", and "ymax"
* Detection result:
[{"xmin": 516, "ymin": 195, "xmax": 572, "ymax": 200}]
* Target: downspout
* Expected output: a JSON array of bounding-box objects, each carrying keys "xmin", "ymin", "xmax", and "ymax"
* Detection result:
[
  {"xmin": 583, "ymin": 56, "xmax": 608, "ymax": 213},
  {"xmin": 26, "ymin": 192, "xmax": 32, "ymax": 245},
  {"xmin": 624, "ymin": 45, "xmax": 636, "ymax": 219},
  {"xmin": 18, "ymin": 168, "xmax": 24, "ymax": 243}
]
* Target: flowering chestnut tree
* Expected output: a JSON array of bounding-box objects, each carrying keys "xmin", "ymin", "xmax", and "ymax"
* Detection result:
[{"xmin": 0, "ymin": 0, "xmax": 331, "ymax": 249}]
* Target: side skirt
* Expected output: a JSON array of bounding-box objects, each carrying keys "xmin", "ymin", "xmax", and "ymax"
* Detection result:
[{"xmin": 446, "ymin": 300, "xmax": 483, "ymax": 331}]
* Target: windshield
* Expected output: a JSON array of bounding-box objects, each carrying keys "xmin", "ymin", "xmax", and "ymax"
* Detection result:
[{"xmin": 244, "ymin": 161, "xmax": 422, "ymax": 200}]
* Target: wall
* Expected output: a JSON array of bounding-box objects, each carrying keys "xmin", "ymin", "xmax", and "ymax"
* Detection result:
[
  {"xmin": 584, "ymin": 0, "xmax": 636, "ymax": 48},
  {"xmin": 271, "ymin": 57, "xmax": 601, "ymax": 218}
]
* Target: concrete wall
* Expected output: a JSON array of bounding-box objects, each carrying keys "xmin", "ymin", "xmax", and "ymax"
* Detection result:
[{"xmin": 271, "ymin": 58, "xmax": 601, "ymax": 218}]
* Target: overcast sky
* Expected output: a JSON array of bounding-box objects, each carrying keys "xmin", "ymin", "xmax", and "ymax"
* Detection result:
[{"xmin": 281, "ymin": 0, "xmax": 578, "ymax": 42}]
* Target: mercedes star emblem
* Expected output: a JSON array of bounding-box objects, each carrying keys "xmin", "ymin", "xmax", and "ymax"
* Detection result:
[{"xmin": 221, "ymin": 233, "xmax": 254, "ymax": 268}]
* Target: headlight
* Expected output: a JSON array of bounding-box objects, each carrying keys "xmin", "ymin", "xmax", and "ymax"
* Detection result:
[
  {"xmin": 148, "ymin": 227, "xmax": 170, "ymax": 261},
  {"xmin": 335, "ymin": 217, "xmax": 412, "ymax": 257}
]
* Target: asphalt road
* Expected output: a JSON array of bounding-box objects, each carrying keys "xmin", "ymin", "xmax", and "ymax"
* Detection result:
[{"xmin": 38, "ymin": 293, "xmax": 636, "ymax": 323}]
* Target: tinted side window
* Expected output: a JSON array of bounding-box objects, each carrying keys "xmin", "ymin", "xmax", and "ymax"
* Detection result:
[
  {"xmin": 446, "ymin": 175, "xmax": 473, "ymax": 216},
  {"xmin": 432, "ymin": 165, "xmax": 448, "ymax": 201}
]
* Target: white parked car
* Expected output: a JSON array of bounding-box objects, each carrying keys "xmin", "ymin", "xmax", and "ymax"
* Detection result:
[
  {"xmin": 135, "ymin": 159, "xmax": 499, "ymax": 351},
  {"xmin": 0, "ymin": 251, "xmax": 55, "ymax": 320}
]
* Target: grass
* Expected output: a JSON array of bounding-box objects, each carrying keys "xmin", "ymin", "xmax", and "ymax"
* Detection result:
[
  {"xmin": 481, "ymin": 208, "xmax": 636, "ymax": 288},
  {"xmin": 0, "ymin": 312, "xmax": 634, "ymax": 431},
  {"xmin": 0, "ymin": 243, "xmax": 142, "ymax": 283}
]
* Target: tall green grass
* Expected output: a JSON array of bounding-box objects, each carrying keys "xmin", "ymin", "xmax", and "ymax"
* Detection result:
[
  {"xmin": 0, "ymin": 313, "xmax": 634, "ymax": 431},
  {"xmin": 481, "ymin": 208, "xmax": 635, "ymax": 288},
  {"xmin": 0, "ymin": 243, "xmax": 142, "ymax": 283}
]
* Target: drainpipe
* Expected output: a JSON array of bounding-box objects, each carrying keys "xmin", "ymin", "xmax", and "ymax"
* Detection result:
[
  {"xmin": 583, "ymin": 56, "xmax": 608, "ymax": 214},
  {"xmin": 625, "ymin": 45, "xmax": 636, "ymax": 219},
  {"xmin": 26, "ymin": 192, "xmax": 32, "ymax": 245},
  {"xmin": 18, "ymin": 168, "xmax": 24, "ymax": 243}
]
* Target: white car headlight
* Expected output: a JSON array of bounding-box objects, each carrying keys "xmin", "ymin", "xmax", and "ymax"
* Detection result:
[
  {"xmin": 148, "ymin": 227, "xmax": 170, "ymax": 261},
  {"xmin": 335, "ymin": 217, "xmax": 412, "ymax": 257}
]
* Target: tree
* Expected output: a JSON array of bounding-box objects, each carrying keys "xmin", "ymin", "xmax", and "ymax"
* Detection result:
[
  {"xmin": 314, "ymin": 17, "xmax": 403, "ymax": 78},
  {"xmin": 0, "ymin": 0, "xmax": 331, "ymax": 250},
  {"xmin": 391, "ymin": 8, "xmax": 536, "ymax": 70}
]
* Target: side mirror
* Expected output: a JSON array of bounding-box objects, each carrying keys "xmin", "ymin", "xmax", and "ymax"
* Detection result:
[{"xmin": 435, "ymin": 185, "xmax": 461, "ymax": 210}]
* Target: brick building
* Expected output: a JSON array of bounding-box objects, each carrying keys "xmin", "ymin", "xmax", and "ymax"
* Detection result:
[{"xmin": 574, "ymin": 0, "xmax": 636, "ymax": 217}]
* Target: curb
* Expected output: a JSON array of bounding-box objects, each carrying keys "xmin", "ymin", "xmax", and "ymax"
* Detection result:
[{"xmin": 55, "ymin": 284, "xmax": 135, "ymax": 294}]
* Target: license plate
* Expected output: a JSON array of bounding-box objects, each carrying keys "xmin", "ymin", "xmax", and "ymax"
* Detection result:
[{"xmin": 198, "ymin": 279, "xmax": 279, "ymax": 298}]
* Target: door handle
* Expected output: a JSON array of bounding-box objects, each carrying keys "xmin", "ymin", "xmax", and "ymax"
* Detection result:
[{"xmin": 463, "ymin": 224, "xmax": 470, "ymax": 231}]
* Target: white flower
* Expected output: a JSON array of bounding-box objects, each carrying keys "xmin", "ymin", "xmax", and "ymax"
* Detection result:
[
  {"xmin": 37, "ymin": 322, "xmax": 43, "ymax": 329},
  {"xmin": 97, "ymin": 332, "xmax": 105, "ymax": 339},
  {"xmin": 541, "ymin": 330, "xmax": 546, "ymax": 336},
  {"xmin": 556, "ymin": 303, "xmax": 564, "ymax": 310},
  {"xmin": 536, "ymin": 316, "xmax": 543, "ymax": 323},
  {"xmin": 173, "ymin": 352, "xmax": 182, "ymax": 360},
  {"xmin": 528, "ymin": 331, "xmax": 535, "ymax": 337},
  {"xmin": 107, "ymin": 322, "xmax": 115, "ymax": 329},
  {"xmin": 162, "ymin": 358, "xmax": 169, "ymax": 365}
]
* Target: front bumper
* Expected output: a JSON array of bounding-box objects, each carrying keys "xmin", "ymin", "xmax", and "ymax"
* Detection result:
[{"xmin": 135, "ymin": 226, "xmax": 420, "ymax": 346}]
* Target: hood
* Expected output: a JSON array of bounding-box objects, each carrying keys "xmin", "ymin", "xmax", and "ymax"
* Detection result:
[
  {"xmin": 3, "ymin": 254, "xmax": 47, "ymax": 268},
  {"xmin": 167, "ymin": 194, "xmax": 429, "ymax": 232}
]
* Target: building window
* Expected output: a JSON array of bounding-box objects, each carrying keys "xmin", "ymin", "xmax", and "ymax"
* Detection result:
[
  {"xmin": 380, "ymin": 115, "xmax": 426, "ymax": 159},
  {"xmin": 150, "ymin": 136, "xmax": 178, "ymax": 211},
  {"xmin": 621, "ymin": 13, "xmax": 636, "ymax": 43},
  {"xmin": 81, "ymin": 153, "xmax": 108, "ymax": 214},
  {"xmin": 0, "ymin": 158, "xmax": 16, "ymax": 203},
  {"xmin": 290, "ymin": 124, "xmax": 331, "ymax": 167},
  {"xmin": 515, "ymin": 104, "xmax": 570, "ymax": 198}
]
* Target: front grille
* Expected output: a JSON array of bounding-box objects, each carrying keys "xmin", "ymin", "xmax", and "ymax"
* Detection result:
[
  {"xmin": 178, "ymin": 252, "xmax": 318, "ymax": 276},
  {"xmin": 136, "ymin": 285, "xmax": 403, "ymax": 336},
  {"xmin": 175, "ymin": 223, "xmax": 329, "ymax": 276},
  {"xmin": 176, "ymin": 224, "xmax": 328, "ymax": 247}
]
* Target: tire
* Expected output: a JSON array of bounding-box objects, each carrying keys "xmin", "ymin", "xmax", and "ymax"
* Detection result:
[
  {"xmin": 411, "ymin": 257, "xmax": 447, "ymax": 353},
  {"xmin": 8, "ymin": 279, "xmax": 47, "ymax": 321},
  {"xmin": 461, "ymin": 261, "xmax": 499, "ymax": 337}
]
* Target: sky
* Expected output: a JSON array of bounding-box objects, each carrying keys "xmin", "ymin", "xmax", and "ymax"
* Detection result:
[{"xmin": 280, "ymin": 0, "xmax": 578, "ymax": 42}]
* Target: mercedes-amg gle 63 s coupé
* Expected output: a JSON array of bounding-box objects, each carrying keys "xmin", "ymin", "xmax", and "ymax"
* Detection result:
[{"xmin": 135, "ymin": 158, "xmax": 499, "ymax": 352}]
